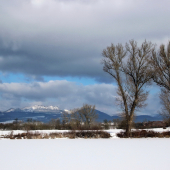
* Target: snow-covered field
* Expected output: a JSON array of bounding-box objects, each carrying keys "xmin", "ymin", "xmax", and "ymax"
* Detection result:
[{"xmin": 0, "ymin": 129, "xmax": 170, "ymax": 170}]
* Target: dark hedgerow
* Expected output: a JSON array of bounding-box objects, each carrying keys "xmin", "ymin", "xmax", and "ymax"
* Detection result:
[
  {"xmin": 117, "ymin": 130, "xmax": 170, "ymax": 138},
  {"xmin": 64, "ymin": 130, "xmax": 111, "ymax": 139},
  {"xmin": 1, "ymin": 130, "xmax": 111, "ymax": 139}
]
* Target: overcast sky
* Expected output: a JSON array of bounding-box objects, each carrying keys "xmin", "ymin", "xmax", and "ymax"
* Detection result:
[{"xmin": 0, "ymin": 0, "xmax": 169, "ymax": 115}]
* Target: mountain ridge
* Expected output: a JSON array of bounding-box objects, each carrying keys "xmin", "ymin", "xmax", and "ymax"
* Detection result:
[{"xmin": 0, "ymin": 105, "xmax": 163, "ymax": 123}]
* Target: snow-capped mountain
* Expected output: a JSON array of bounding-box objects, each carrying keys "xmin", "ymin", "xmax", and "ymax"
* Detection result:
[
  {"xmin": 6, "ymin": 108, "xmax": 16, "ymax": 112},
  {"xmin": 22, "ymin": 105, "xmax": 60, "ymax": 113},
  {"xmin": 5, "ymin": 105, "xmax": 61, "ymax": 113},
  {"xmin": 1, "ymin": 105, "xmax": 65, "ymax": 123}
]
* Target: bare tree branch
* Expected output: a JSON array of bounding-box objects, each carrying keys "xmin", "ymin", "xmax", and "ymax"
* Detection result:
[{"xmin": 102, "ymin": 40, "xmax": 154, "ymax": 137}]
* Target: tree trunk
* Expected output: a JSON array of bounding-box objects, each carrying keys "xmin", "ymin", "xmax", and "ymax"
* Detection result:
[
  {"xmin": 126, "ymin": 122, "xmax": 131, "ymax": 137},
  {"xmin": 125, "ymin": 115, "xmax": 133, "ymax": 137}
]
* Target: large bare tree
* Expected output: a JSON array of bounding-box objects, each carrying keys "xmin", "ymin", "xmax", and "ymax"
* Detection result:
[
  {"xmin": 102, "ymin": 40, "xmax": 154, "ymax": 137},
  {"xmin": 151, "ymin": 41, "xmax": 170, "ymax": 121}
]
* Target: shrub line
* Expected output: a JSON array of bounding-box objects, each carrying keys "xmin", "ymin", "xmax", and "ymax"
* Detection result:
[
  {"xmin": 117, "ymin": 130, "xmax": 170, "ymax": 138},
  {"xmin": 1, "ymin": 130, "xmax": 111, "ymax": 139}
]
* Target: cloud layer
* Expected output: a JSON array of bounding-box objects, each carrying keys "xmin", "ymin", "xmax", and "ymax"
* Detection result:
[
  {"xmin": 0, "ymin": 0, "xmax": 168, "ymax": 114},
  {"xmin": 0, "ymin": 80, "xmax": 117, "ymax": 113},
  {"xmin": 0, "ymin": 80, "xmax": 161, "ymax": 115},
  {"xmin": 0, "ymin": 0, "xmax": 170, "ymax": 81}
]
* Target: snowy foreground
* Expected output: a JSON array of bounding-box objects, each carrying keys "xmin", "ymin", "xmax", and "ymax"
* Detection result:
[{"xmin": 0, "ymin": 129, "xmax": 170, "ymax": 170}]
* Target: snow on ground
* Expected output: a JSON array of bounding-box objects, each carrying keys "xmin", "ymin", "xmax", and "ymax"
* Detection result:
[
  {"xmin": 0, "ymin": 138, "xmax": 170, "ymax": 170},
  {"xmin": 0, "ymin": 128, "xmax": 170, "ymax": 170}
]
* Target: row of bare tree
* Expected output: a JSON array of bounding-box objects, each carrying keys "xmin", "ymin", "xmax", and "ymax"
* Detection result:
[{"xmin": 102, "ymin": 40, "xmax": 170, "ymax": 137}]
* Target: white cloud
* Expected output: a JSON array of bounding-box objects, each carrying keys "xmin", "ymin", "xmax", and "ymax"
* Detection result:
[
  {"xmin": 0, "ymin": 80, "xmax": 161, "ymax": 115},
  {"xmin": 0, "ymin": 80, "xmax": 117, "ymax": 113},
  {"xmin": 0, "ymin": 0, "xmax": 167, "ymax": 114}
]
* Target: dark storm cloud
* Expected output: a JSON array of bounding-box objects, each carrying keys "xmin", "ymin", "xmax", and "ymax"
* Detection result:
[
  {"xmin": 0, "ymin": 36, "xmax": 108, "ymax": 81},
  {"xmin": 0, "ymin": 0, "xmax": 170, "ymax": 82}
]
